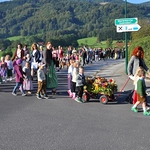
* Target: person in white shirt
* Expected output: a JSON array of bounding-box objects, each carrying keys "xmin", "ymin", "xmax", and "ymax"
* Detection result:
[
  {"xmin": 5, "ymin": 55, "xmax": 13, "ymax": 81},
  {"xmin": 71, "ymin": 61, "xmax": 80, "ymax": 100},
  {"xmin": 67, "ymin": 59, "xmax": 74, "ymax": 97}
]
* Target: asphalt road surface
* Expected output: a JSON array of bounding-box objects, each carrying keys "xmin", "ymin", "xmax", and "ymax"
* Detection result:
[{"xmin": 0, "ymin": 59, "xmax": 150, "ymax": 150}]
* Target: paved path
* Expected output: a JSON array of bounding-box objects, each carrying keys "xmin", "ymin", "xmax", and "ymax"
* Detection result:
[{"xmin": 0, "ymin": 59, "xmax": 150, "ymax": 150}]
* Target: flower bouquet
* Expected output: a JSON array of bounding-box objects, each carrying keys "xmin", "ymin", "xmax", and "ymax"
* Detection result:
[{"xmin": 84, "ymin": 76, "xmax": 118, "ymax": 96}]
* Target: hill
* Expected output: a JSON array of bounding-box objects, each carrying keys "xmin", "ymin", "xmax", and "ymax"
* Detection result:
[{"xmin": 0, "ymin": 0, "xmax": 150, "ymax": 41}]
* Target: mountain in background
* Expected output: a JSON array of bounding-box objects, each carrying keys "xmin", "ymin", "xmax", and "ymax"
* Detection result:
[{"xmin": 0, "ymin": 0, "xmax": 150, "ymax": 41}]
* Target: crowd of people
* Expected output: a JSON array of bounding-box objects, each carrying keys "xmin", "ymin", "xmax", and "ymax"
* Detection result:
[
  {"xmin": 0, "ymin": 42, "xmax": 125, "ymax": 102},
  {"xmin": 1, "ymin": 42, "xmax": 150, "ymax": 114}
]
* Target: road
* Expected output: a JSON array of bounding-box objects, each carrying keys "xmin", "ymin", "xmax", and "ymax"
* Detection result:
[{"xmin": 0, "ymin": 59, "xmax": 150, "ymax": 150}]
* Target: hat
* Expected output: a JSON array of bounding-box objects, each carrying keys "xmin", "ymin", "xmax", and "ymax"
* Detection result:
[
  {"xmin": 38, "ymin": 62, "xmax": 46, "ymax": 67},
  {"xmin": 16, "ymin": 59, "xmax": 22, "ymax": 65}
]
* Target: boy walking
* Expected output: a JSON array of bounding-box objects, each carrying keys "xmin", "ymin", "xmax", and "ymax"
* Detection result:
[
  {"xmin": 75, "ymin": 66, "xmax": 86, "ymax": 103},
  {"xmin": 36, "ymin": 62, "xmax": 49, "ymax": 99}
]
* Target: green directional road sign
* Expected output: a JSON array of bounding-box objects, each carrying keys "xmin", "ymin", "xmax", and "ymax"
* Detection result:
[{"xmin": 115, "ymin": 18, "xmax": 138, "ymax": 26}]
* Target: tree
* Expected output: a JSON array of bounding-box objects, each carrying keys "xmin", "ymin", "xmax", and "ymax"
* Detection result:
[
  {"xmin": 106, "ymin": 38, "xmax": 113, "ymax": 48},
  {"xmin": 131, "ymin": 19, "xmax": 150, "ymax": 40}
]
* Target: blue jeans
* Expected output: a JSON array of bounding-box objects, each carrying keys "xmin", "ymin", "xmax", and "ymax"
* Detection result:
[{"xmin": 13, "ymin": 82, "xmax": 25, "ymax": 94}]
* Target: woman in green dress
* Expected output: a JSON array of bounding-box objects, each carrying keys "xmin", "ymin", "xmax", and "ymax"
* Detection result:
[{"xmin": 43, "ymin": 42, "xmax": 58, "ymax": 94}]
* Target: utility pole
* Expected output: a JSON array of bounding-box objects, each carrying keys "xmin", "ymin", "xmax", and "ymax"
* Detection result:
[{"xmin": 125, "ymin": 0, "xmax": 128, "ymax": 74}]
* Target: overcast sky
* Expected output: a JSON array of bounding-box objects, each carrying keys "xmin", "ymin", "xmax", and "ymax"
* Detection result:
[{"xmin": 0, "ymin": 0, "xmax": 149, "ymax": 3}]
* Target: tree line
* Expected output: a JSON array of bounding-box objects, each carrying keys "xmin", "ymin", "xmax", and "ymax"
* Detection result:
[{"xmin": 0, "ymin": 0, "xmax": 150, "ymax": 41}]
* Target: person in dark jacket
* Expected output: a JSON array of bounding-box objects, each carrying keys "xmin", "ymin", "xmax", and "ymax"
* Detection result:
[
  {"xmin": 43, "ymin": 42, "xmax": 58, "ymax": 94},
  {"xmin": 31, "ymin": 43, "xmax": 40, "ymax": 78},
  {"xmin": 12, "ymin": 59, "xmax": 26, "ymax": 96}
]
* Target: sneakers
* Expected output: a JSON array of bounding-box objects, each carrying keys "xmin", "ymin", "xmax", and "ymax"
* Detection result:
[
  {"xmin": 131, "ymin": 107, "xmax": 138, "ymax": 113},
  {"xmin": 12, "ymin": 92, "xmax": 17, "ymax": 96},
  {"xmin": 37, "ymin": 94, "xmax": 42, "ymax": 99},
  {"xmin": 69, "ymin": 92, "xmax": 73, "ymax": 98},
  {"xmin": 72, "ymin": 93, "xmax": 76, "ymax": 100},
  {"xmin": 75, "ymin": 97, "xmax": 83, "ymax": 103},
  {"xmin": 22, "ymin": 93, "xmax": 27, "ymax": 96},
  {"xmin": 143, "ymin": 111, "xmax": 150, "ymax": 116},
  {"xmin": 12, "ymin": 92, "xmax": 26, "ymax": 96},
  {"xmin": 67, "ymin": 90, "xmax": 71, "ymax": 95},
  {"xmin": 43, "ymin": 94, "xmax": 49, "ymax": 99},
  {"xmin": 68, "ymin": 90, "xmax": 73, "ymax": 97}
]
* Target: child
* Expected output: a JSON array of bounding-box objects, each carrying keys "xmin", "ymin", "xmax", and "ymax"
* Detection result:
[
  {"xmin": 0, "ymin": 56, "xmax": 8, "ymax": 83},
  {"xmin": 71, "ymin": 61, "xmax": 80, "ymax": 100},
  {"xmin": 67, "ymin": 59, "xmax": 74, "ymax": 97},
  {"xmin": 5, "ymin": 55, "xmax": 13, "ymax": 81},
  {"xmin": 22, "ymin": 62, "xmax": 33, "ymax": 94},
  {"xmin": 12, "ymin": 59, "xmax": 26, "ymax": 96},
  {"xmin": 129, "ymin": 66, "xmax": 144, "ymax": 104},
  {"xmin": 75, "ymin": 66, "xmax": 86, "ymax": 103},
  {"xmin": 131, "ymin": 69, "xmax": 150, "ymax": 116},
  {"xmin": 36, "ymin": 62, "xmax": 48, "ymax": 99},
  {"xmin": 0, "ymin": 67, "xmax": 2, "ymax": 84}
]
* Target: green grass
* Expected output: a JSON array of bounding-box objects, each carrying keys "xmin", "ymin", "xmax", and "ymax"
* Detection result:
[
  {"xmin": 77, "ymin": 37, "xmax": 117, "ymax": 48},
  {"xmin": 7, "ymin": 36, "xmax": 24, "ymax": 41}
]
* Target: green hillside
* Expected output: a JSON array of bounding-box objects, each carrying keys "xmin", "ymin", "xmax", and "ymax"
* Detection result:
[
  {"xmin": 0, "ymin": 0, "xmax": 150, "ymax": 41},
  {"xmin": 129, "ymin": 36, "xmax": 150, "ymax": 69},
  {"xmin": 78, "ymin": 37, "xmax": 113, "ymax": 48}
]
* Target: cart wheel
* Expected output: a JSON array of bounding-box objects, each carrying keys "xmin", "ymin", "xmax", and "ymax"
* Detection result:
[
  {"xmin": 83, "ymin": 93, "xmax": 90, "ymax": 102},
  {"xmin": 99, "ymin": 95, "xmax": 108, "ymax": 104}
]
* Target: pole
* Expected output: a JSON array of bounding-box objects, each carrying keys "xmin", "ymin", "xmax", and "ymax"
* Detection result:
[{"xmin": 125, "ymin": 0, "xmax": 128, "ymax": 74}]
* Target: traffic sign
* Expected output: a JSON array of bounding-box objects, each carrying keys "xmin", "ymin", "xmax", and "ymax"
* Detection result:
[
  {"xmin": 115, "ymin": 18, "xmax": 138, "ymax": 26},
  {"xmin": 116, "ymin": 24, "xmax": 141, "ymax": 32}
]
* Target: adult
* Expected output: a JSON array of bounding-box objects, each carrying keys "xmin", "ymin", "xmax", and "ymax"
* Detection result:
[
  {"xmin": 128, "ymin": 46, "xmax": 149, "ymax": 76},
  {"xmin": 43, "ymin": 42, "xmax": 58, "ymax": 94},
  {"xmin": 39, "ymin": 45, "xmax": 43, "ymax": 62},
  {"xmin": 95, "ymin": 48, "xmax": 99, "ymax": 62},
  {"xmin": 30, "ymin": 43, "xmax": 40, "ymax": 78},
  {"xmin": 23, "ymin": 45, "xmax": 30, "ymax": 57},
  {"xmin": 81, "ymin": 48, "xmax": 87, "ymax": 66},
  {"xmin": 57, "ymin": 46, "xmax": 64, "ymax": 70},
  {"xmin": 22, "ymin": 45, "xmax": 30, "ymax": 68},
  {"xmin": 12, "ymin": 43, "xmax": 24, "ymax": 61},
  {"xmin": 52, "ymin": 47, "xmax": 59, "ymax": 71},
  {"xmin": 128, "ymin": 46, "xmax": 150, "ymax": 104},
  {"xmin": 67, "ymin": 46, "xmax": 72, "ymax": 60}
]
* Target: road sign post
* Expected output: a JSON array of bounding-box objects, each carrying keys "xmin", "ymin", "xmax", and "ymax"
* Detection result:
[
  {"xmin": 116, "ymin": 24, "xmax": 141, "ymax": 32},
  {"xmin": 115, "ymin": 18, "xmax": 138, "ymax": 26},
  {"xmin": 115, "ymin": 10, "xmax": 141, "ymax": 74},
  {"xmin": 125, "ymin": 0, "xmax": 128, "ymax": 75}
]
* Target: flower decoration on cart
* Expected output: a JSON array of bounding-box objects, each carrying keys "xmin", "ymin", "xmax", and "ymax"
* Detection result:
[{"xmin": 84, "ymin": 76, "xmax": 118, "ymax": 96}]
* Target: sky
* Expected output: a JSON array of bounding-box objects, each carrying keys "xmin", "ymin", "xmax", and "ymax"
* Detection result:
[
  {"xmin": 0, "ymin": 0, "xmax": 149, "ymax": 3},
  {"xmin": 127, "ymin": 0, "xmax": 150, "ymax": 4}
]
